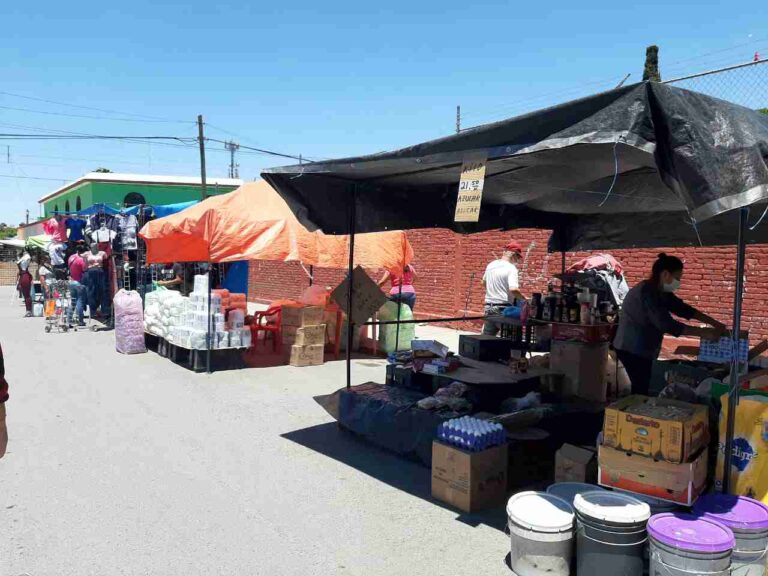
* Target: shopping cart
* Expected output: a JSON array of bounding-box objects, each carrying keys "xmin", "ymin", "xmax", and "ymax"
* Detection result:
[{"xmin": 43, "ymin": 279, "xmax": 73, "ymax": 333}]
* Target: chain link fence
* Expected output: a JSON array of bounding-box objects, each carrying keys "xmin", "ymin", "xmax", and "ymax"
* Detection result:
[{"xmin": 663, "ymin": 58, "xmax": 768, "ymax": 111}]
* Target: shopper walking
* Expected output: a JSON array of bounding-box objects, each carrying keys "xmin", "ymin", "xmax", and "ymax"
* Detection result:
[
  {"xmin": 67, "ymin": 245, "xmax": 88, "ymax": 326},
  {"xmin": 378, "ymin": 264, "xmax": 417, "ymax": 311},
  {"xmin": 0, "ymin": 342, "xmax": 8, "ymax": 458},
  {"xmin": 482, "ymin": 241, "xmax": 527, "ymax": 336},
  {"xmin": 16, "ymin": 250, "xmax": 33, "ymax": 317}
]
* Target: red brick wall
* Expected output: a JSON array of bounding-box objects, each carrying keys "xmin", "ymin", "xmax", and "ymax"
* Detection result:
[{"xmin": 248, "ymin": 229, "xmax": 768, "ymax": 342}]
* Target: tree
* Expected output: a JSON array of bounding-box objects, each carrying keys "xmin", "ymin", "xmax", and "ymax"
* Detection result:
[
  {"xmin": 643, "ymin": 45, "xmax": 661, "ymax": 82},
  {"xmin": 94, "ymin": 167, "xmax": 112, "ymax": 173}
]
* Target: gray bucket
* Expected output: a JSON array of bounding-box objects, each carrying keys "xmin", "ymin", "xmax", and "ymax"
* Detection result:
[
  {"xmin": 647, "ymin": 513, "xmax": 735, "ymax": 576},
  {"xmin": 729, "ymin": 526, "xmax": 768, "ymax": 576},
  {"xmin": 574, "ymin": 491, "xmax": 650, "ymax": 576},
  {"xmin": 649, "ymin": 535, "xmax": 732, "ymax": 576}
]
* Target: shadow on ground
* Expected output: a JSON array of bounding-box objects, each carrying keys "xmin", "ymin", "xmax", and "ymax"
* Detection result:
[{"xmin": 282, "ymin": 422, "xmax": 508, "ymax": 533}]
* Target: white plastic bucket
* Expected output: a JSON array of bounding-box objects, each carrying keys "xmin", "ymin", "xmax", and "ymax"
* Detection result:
[
  {"xmin": 507, "ymin": 491, "xmax": 574, "ymax": 576},
  {"xmin": 546, "ymin": 482, "xmax": 606, "ymax": 506}
]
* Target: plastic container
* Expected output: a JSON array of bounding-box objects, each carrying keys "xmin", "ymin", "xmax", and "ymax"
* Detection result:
[
  {"xmin": 507, "ymin": 491, "xmax": 574, "ymax": 576},
  {"xmin": 694, "ymin": 494, "xmax": 768, "ymax": 576},
  {"xmin": 613, "ymin": 489, "xmax": 680, "ymax": 515},
  {"xmin": 546, "ymin": 482, "xmax": 606, "ymax": 506},
  {"xmin": 648, "ymin": 513, "xmax": 735, "ymax": 576},
  {"xmin": 377, "ymin": 301, "xmax": 415, "ymax": 353},
  {"xmin": 573, "ymin": 491, "xmax": 650, "ymax": 576}
]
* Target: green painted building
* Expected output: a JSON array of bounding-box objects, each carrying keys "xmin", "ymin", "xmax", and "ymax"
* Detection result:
[{"xmin": 39, "ymin": 172, "xmax": 243, "ymax": 216}]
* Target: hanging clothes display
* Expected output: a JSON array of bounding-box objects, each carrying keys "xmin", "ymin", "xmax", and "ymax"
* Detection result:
[
  {"xmin": 113, "ymin": 213, "xmax": 139, "ymax": 251},
  {"xmin": 65, "ymin": 217, "xmax": 87, "ymax": 243}
]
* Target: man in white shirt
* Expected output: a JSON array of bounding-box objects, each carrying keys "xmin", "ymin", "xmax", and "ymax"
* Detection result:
[{"xmin": 482, "ymin": 241, "xmax": 526, "ymax": 336}]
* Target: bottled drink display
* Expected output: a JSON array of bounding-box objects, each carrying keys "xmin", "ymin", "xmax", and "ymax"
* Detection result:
[{"xmin": 436, "ymin": 416, "xmax": 507, "ymax": 451}]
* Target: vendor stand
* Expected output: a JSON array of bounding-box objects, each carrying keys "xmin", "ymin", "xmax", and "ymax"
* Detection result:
[
  {"xmin": 138, "ymin": 180, "xmax": 414, "ymax": 373},
  {"xmin": 264, "ymin": 80, "xmax": 768, "ymax": 498}
]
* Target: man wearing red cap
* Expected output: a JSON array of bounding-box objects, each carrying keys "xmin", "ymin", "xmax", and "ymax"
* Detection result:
[{"xmin": 482, "ymin": 241, "xmax": 526, "ymax": 335}]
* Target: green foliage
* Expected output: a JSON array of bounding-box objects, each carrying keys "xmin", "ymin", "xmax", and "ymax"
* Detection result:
[
  {"xmin": 759, "ymin": 108, "xmax": 768, "ymax": 115},
  {"xmin": 643, "ymin": 45, "xmax": 661, "ymax": 82},
  {"xmin": 0, "ymin": 224, "xmax": 17, "ymax": 240},
  {"xmin": 94, "ymin": 167, "xmax": 112, "ymax": 173}
]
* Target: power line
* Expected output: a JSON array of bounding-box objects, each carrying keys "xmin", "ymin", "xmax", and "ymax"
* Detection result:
[
  {"xmin": 205, "ymin": 137, "xmax": 307, "ymax": 162},
  {"xmin": 0, "ymin": 90, "xmax": 191, "ymax": 123},
  {"xmin": 0, "ymin": 103, "xmax": 192, "ymax": 123},
  {"xmin": 0, "ymin": 173, "xmax": 68, "ymax": 182}
]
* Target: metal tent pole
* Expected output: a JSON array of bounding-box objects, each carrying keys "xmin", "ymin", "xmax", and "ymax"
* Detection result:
[
  {"xmin": 207, "ymin": 265, "xmax": 213, "ymax": 374},
  {"xmin": 723, "ymin": 206, "xmax": 749, "ymax": 493},
  {"xmin": 346, "ymin": 185, "xmax": 357, "ymax": 390}
]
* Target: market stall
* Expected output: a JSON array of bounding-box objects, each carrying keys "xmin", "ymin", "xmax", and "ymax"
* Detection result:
[
  {"xmin": 263, "ymin": 81, "xmax": 768, "ymax": 572},
  {"xmin": 138, "ymin": 180, "xmax": 414, "ymax": 372}
]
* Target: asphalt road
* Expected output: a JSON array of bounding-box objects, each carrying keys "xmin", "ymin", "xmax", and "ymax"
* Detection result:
[{"xmin": 0, "ymin": 287, "xmax": 510, "ymax": 575}]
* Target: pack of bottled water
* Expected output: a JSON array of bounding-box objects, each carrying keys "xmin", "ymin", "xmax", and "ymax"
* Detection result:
[{"xmin": 437, "ymin": 416, "xmax": 506, "ymax": 451}]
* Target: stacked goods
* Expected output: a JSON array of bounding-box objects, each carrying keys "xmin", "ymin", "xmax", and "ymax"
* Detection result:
[
  {"xmin": 143, "ymin": 286, "xmax": 251, "ymax": 350},
  {"xmin": 282, "ymin": 304, "xmax": 325, "ymax": 367},
  {"xmin": 437, "ymin": 416, "xmax": 506, "ymax": 451},
  {"xmin": 228, "ymin": 292, "xmax": 247, "ymax": 313},
  {"xmin": 598, "ymin": 395, "xmax": 709, "ymax": 505},
  {"xmin": 113, "ymin": 289, "xmax": 146, "ymax": 354}
]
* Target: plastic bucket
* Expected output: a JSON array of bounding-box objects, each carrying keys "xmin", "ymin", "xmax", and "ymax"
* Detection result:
[
  {"xmin": 507, "ymin": 491, "xmax": 574, "ymax": 576},
  {"xmin": 648, "ymin": 513, "xmax": 734, "ymax": 576},
  {"xmin": 574, "ymin": 491, "xmax": 650, "ymax": 576},
  {"xmin": 693, "ymin": 494, "xmax": 768, "ymax": 576},
  {"xmin": 546, "ymin": 482, "xmax": 606, "ymax": 507}
]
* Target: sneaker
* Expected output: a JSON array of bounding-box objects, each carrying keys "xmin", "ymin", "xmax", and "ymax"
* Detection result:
[
  {"xmin": 78, "ymin": 321, "xmax": 86, "ymax": 327},
  {"xmin": 24, "ymin": 312, "xmax": 32, "ymax": 318}
]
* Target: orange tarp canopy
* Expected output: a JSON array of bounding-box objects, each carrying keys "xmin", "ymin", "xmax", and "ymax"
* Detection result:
[{"xmin": 139, "ymin": 180, "xmax": 413, "ymax": 273}]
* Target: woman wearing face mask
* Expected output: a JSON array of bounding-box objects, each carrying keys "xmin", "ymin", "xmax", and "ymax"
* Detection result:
[{"xmin": 614, "ymin": 253, "xmax": 726, "ymax": 395}]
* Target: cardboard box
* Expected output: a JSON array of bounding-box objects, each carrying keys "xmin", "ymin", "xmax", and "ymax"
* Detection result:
[
  {"xmin": 289, "ymin": 344, "xmax": 324, "ymax": 367},
  {"xmin": 549, "ymin": 340, "xmax": 608, "ymax": 402},
  {"xmin": 411, "ymin": 340, "xmax": 450, "ymax": 359},
  {"xmin": 602, "ymin": 395, "xmax": 709, "ymax": 464},
  {"xmin": 431, "ymin": 441, "xmax": 508, "ymax": 513},
  {"xmin": 555, "ymin": 443, "xmax": 597, "ymax": 483},
  {"xmin": 598, "ymin": 444, "xmax": 707, "ymax": 506},
  {"xmin": 288, "ymin": 324, "xmax": 326, "ymax": 346},
  {"xmin": 282, "ymin": 325, "xmax": 299, "ymax": 345},
  {"xmin": 281, "ymin": 305, "xmax": 324, "ymax": 328}
]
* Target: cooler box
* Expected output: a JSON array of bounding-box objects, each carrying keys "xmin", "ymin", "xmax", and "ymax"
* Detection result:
[{"xmin": 459, "ymin": 334, "xmax": 514, "ymax": 361}]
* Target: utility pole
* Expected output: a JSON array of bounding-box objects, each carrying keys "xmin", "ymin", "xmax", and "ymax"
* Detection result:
[
  {"xmin": 197, "ymin": 115, "xmax": 208, "ymax": 199},
  {"xmin": 456, "ymin": 105, "xmax": 461, "ymax": 133},
  {"xmin": 224, "ymin": 140, "xmax": 240, "ymax": 178},
  {"xmin": 25, "ymin": 209, "xmax": 29, "ymax": 224},
  {"xmin": 6, "ymin": 146, "xmax": 9, "ymax": 163}
]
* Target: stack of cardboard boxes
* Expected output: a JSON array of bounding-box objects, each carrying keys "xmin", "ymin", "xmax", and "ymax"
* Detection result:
[
  {"xmin": 598, "ymin": 395, "xmax": 709, "ymax": 506},
  {"xmin": 282, "ymin": 304, "xmax": 326, "ymax": 367}
]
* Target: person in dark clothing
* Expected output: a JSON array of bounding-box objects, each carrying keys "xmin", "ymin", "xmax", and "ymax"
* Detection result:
[
  {"xmin": 614, "ymin": 253, "xmax": 726, "ymax": 395},
  {"xmin": 0, "ymin": 342, "xmax": 9, "ymax": 458},
  {"xmin": 158, "ymin": 263, "xmax": 185, "ymax": 294}
]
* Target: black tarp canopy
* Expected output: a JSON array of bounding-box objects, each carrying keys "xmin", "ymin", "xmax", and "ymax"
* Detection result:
[{"xmin": 262, "ymin": 82, "xmax": 768, "ymax": 251}]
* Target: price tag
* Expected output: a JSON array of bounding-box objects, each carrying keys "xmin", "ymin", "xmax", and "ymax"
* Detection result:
[{"xmin": 454, "ymin": 157, "xmax": 487, "ymax": 222}]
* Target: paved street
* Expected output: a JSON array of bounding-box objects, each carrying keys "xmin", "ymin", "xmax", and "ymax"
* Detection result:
[{"xmin": 0, "ymin": 287, "xmax": 509, "ymax": 575}]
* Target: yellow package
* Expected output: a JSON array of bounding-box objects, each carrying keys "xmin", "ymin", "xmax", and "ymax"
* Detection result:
[{"xmin": 716, "ymin": 394, "xmax": 768, "ymax": 502}]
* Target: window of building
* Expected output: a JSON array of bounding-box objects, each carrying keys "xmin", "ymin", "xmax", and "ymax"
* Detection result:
[
  {"xmin": 54, "ymin": 204, "xmax": 59, "ymax": 214},
  {"xmin": 65, "ymin": 200, "xmax": 70, "ymax": 213},
  {"xmin": 123, "ymin": 192, "xmax": 146, "ymax": 207},
  {"xmin": 76, "ymin": 196, "xmax": 82, "ymax": 211}
]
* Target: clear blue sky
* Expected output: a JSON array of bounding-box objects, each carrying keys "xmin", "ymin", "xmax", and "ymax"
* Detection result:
[{"xmin": 1, "ymin": 0, "xmax": 765, "ymax": 225}]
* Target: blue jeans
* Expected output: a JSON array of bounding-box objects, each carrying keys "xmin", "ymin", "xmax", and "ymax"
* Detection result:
[
  {"xmin": 68, "ymin": 281, "xmax": 86, "ymax": 324},
  {"xmin": 389, "ymin": 292, "xmax": 416, "ymax": 312},
  {"xmin": 83, "ymin": 269, "xmax": 111, "ymax": 318}
]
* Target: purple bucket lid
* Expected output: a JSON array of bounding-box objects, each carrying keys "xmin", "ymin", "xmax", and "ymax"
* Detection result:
[
  {"xmin": 693, "ymin": 494, "xmax": 768, "ymax": 531},
  {"xmin": 648, "ymin": 513, "xmax": 735, "ymax": 553}
]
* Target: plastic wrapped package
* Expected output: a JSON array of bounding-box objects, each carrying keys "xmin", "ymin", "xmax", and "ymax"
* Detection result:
[
  {"xmin": 215, "ymin": 331, "xmax": 229, "ymax": 349},
  {"xmin": 193, "ymin": 274, "xmax": 209, "ymax": 294},
  {"xmin": 114, "ymin": 289, "xmax": 147, "ymax": 354},
  {"xmin": 240, "ymin": 327, "xmax": 252, "ymax": 348},
  {"xmin": 228, "ymin": 309, "xmax": 245, "ymax": 330}
]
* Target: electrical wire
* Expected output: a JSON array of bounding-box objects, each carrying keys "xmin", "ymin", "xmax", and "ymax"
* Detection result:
[
  {"xmin": 749, "ymin": 202, "xmax": 768, "ymax": 230},
  {"xmin": 598, "ymin": 137, "xmax": 624, "ymax": 207},
  {"xmin": 204, "ymin": 137, "xmax": 307, "ymax": 162},
  {"xmin": 0, "ymin": 103, "xmax": 192, "ymax": 123},
  {"xmin": 0, "ymin": 90, "xmax": 192, "ymax": 123}
]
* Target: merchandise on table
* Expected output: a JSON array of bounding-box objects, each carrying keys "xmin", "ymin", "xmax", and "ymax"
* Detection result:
[
  {"xmin": 573, "ymin": 491, "xmax": 650, "ymax": 576},
  {"xmin": 602, "ymin": 395, "xmax": 709, "ymax": 463},
  {"xmin": 506, "ymin": 491, "xmax": 574, "ymax": 576},
  {"xmin": 694, "ymin": 494, "xmax": 768, "ymax": 576},
  {"xmin": 436, "ymin": 416, "xmax": 505, "ymax": 452},
  {"xmin": 647, "ymin": 513, "xmax": 735, "ymax": 576}
]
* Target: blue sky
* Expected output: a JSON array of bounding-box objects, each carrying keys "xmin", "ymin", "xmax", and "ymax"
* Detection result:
[{"xmin": 1, "ymin": 0, "xmax": 765, "ymax": 225}]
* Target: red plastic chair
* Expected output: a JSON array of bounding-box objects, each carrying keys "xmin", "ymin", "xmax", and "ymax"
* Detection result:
[{"xmin": 250, "ymin": 305, "xmax": 282, "ymax": 351}]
